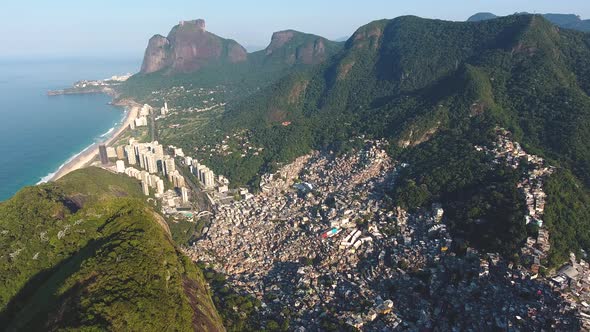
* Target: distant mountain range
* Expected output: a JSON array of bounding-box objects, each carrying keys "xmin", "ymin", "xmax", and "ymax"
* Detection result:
[
  {"xmin": 140, "ymin": 19, "xmax": 343, "ymax": 75},
  {"xmin": 468, "ymin": 12, "xmax": 590, "ymax": 32}
]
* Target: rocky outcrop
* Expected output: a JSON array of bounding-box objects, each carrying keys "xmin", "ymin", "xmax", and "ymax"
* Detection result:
[
  {"xmin": 263, "ymin": 30, "xmax": 339, "ymax": 65},
  {"xmin": 140, "ymin": 19, "xmax": 247, "ymax": 74},
  {"xmin": 295, "ymin": 38, "xmax": 327, "ymax": 64},
  {"xmin": 266, "ymin": 31, "xmax": 296, "ymax": 55},
  {"xmin": 140, "ymin": 35, "xmax": 171, "ymax": 74},
  {"xmin": 139, "ymin": 21, "xmax": 342, "ymax": 75}
]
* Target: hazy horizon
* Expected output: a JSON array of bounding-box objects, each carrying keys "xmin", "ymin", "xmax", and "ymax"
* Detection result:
[{"xmin": 1, "ymin": 0, "xmax": 589, "ymax": 59}]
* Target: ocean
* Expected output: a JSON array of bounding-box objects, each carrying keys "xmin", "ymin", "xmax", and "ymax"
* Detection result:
[{"xmin": 0, "ymin": 58, "xmax": 140, "ymax": 201}]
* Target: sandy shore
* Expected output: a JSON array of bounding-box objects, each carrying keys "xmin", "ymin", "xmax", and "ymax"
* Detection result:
[{"xmin": 49, "ymin": 101, "xmax": 140, "ymax": 182}]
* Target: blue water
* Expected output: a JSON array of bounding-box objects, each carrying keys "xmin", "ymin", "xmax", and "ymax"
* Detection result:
[{"xmin": 0, "ymin": 58, "xmax": 140, "ymax": 201}]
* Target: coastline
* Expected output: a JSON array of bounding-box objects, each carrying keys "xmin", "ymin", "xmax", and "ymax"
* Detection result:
[{"xmin": 45, "ymin": 99, "xmax": 140, "ymax": 182}]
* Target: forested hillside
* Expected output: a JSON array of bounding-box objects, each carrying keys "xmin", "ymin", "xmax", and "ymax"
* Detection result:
[
  {"xmin": 177, "ymin": 14, "xmax": 590, "ymax": 266},
  {"xmin": 122, "ymin": 27, "xmax": 343, "ymax": 102},
  {"xmin": 0, "ymin": 168, "xmax": 224, "ymax": 331},
  {"xmin": 468, "ymin": 12, "xmax": 590, "ymax": 32}
]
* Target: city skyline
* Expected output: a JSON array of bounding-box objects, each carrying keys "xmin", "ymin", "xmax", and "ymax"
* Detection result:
[{"xmin": 1, "ymin": 0, "xmax": 589, "ymax": 58}]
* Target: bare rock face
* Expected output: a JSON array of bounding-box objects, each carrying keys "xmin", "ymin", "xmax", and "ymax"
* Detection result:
[
  {"xmin": 296, "ymin": 38, "xmax": 328, "ymax": 65},
  {"xmin": 140, "ymin": 19, "xmax": 247, "ymax": 74},
  {"xmin": 264, "ymin": 30, "xmax": 335, "ymax": 65},
  {"xmin": 139, "ymin": 21, "xmax": 340, "ymax": 75},
  {"xmin": 348, "ymin": 23, "xmax": 384, "ymax": 51},
  {"xmin": 266, "ymin": 31, "xmax": 296, "ymax": 55},
  {"xmin": 228, "ymin": 43, "xmax": 248, "ymax": 63},
  {"xmin": 140, "ymin": 35, "xmax": 171, "ymax": 74}
]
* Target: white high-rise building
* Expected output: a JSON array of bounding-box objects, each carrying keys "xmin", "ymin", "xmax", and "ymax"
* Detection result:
[
  {"xmin": 196, "ymin": 165, "xmax": 207, "ymax": 183},
  {"xmin": 161, "ymin": 102, "xmax": 169, "ymax": 116},
  {"xmin": 174, "ymin": 148, "xmax": 184, "ymax": 157},
  {"xmin": 153, "ymin": 142, "xmax": 164, "ymax": 158},
  {"xmin": 135, "ymin": 116, "xmax": 148, "ymax": 127},
  {"xmin": 140, "ymin": 104, "xmax": 153, "ymax": 116},
  {"xmin": 125, "ymin": 167, "xmax": 140, "ymax": 179},
  {"xmin": 163, "ymin": 156, "xmax": 176, "ymax": 177},
  {"xmin": 181, "ymin": 187, "xmax": 189, "ymax": 203},
  {"xmin": 169, "ymin": 170, "xmax": 185, "ymax": 188},
  {"xmin": 125, "ymin": 145, "xmax": 136, "ymax": 165},
  {"xmin": 203, "ymin": 170, "xmax": 215, "ymax": 188},
  {"xmin": 156, "ymin": 179, "xmax": 165, "ymax": 196},
  {"xmin": 106, "ymin": 147, "xmax": 117, "ymax": 158},
  {"xmin": 141, "ymin": 180, "xmax": 150, "ymax": 196},
  {"xmin": 116, "ymin": 160, "xmax": 125, "ymax": 173},
  {"xmin": 137, "ymin": 147, "xmax": 147, "ymax": 169},
  {"xmin": 116, "ymin": 146, "xmax": 125, "ymax": 159},
  {"xmin": 146, "ymin": 153, "xmax": 158, "ymax": 174},
  {"xmin": 150, "ymin": 174, "xmax": 160, "ymax": 188}
]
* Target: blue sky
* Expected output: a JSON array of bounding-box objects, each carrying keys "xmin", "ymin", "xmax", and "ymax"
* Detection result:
[{"xmin": 1, "ymin": 0, "xmax": 589, "ymax": 59}]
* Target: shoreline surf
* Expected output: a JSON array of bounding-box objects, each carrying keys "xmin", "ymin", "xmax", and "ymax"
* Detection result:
[
  {"xmin": 39, "ymin": 100, "xmax": 140, "ymax": 183},
  {"xmin": 37, "ymin": 142, "xmax": 96, "ymax": 184}
]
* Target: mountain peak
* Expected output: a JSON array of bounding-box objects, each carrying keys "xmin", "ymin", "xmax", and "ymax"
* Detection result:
[
  {"xmin": 468, "ymin": 12, "xmax": 590, "ymax": 32},
  {"xmin": 139, "ymin": 18, "xmax": 247, "ymax": 74},
  {"xmin": 467, "ymin": 12, "xmax": 499, "ymax": 22},
  {"xmin": 262, "ymin": 30, "xmax": 342, "ymax": 65},
  {"xmin": 179, "ymin": 19, "xmax": 206, "ymax": 31},
  {"xmin": 266, "ymin": 30, "xmax": 298, "ymax": 54}
]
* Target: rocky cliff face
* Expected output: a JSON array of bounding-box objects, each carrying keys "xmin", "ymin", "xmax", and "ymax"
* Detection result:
[
  {"xmin": 139, "ymin": 20, "xmax": 343, "ymax": 76},
  {"xmin": 263, "ymin": 30, "xmax": 339, "ymax": 65},
  {"xmin": 140, "ymin": 35, "xmax": 171, "ymax": 74},
  {"xmin": 140, "ymin": 19, "xmax": 247, "ymax": 74},
  {"xmin": 266, "ymin": 31, "xmax": 296, "ymax": 54}
]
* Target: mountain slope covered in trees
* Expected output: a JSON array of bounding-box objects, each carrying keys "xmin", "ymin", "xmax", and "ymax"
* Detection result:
[
  {"xmin": 468, "ymin": 12, "xmax": 590, "ymax": 32},
  {"xmin": 185, "ymin": 14, "xmax": 590, "ymax": 266},
  {"xmin": 123, "ymin": 23, "xmax": 343, "ymax": 102},
  {"xmin": 0, "ymin": 168, "xmax": 224, "ymax": 331}
]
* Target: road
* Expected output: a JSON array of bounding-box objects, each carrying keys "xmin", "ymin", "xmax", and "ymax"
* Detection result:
[{"xmin": 175, "ymin": 160, "xmax": 213, "ymax": 212}]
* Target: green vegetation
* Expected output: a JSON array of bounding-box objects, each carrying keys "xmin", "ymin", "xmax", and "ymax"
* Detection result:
[
  {"xmin": 167, "ymin": 217, "xmax": 210, "ymax": 246},
  {"xmin": 121, "ymin": 32, "xmax": 344, "ymax": 104},
  {"xmin": 124, "ymin": 15, "xmax": 590, "ymax": 266},
  {"xmin": 120, "ymin": 14, "xmax": 590, "ymax": 267},
  {"xmin": 168, "ymin": 219, "xmax": 200, "ymax": 246},
  {"xmin": 468, "ymin": 12, "xmax": 590, "ymax": 33},
  {"xmin": 9, "ymin": 12, "xmax": 590, "ymax": 330},
  {"xmin": 199, "ymin": 264, "xmax": 261, "ymax": 331},
  {"xmin": 544, "ymin": 169, "xmax": 590, "ymax": 266},
  {"xmin": 391, "ymin": 133, "xmax": 529, "ymax": 256},
  {"xmin": 0, "ymin": 168, "xmax": 223, "ymax": 331}
]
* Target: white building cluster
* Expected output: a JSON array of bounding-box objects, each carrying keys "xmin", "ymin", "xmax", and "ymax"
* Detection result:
[
  {"xmin": 103, "ymin": 139, "xmax": 189, "ymax": 204},
  {"xmin": 192, "ymin": 162, "xmax": 215, "ymax": 188},
  {"xmin": 181, "ymin": 155, "xmax": 228, "ymax": 191},
  {"xmin": 122, "ymin": 166, "xmax": 165, "ymax": 197},
  {"xmin": 130, "ymin": 103, "xmax": 153, "ymax": 129},
  {"xmin": 122, "ymin": 139, "xmax": 185, "ymax": 187}
]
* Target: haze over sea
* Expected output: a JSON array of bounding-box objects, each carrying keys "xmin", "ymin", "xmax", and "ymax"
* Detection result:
[{"xmin": 0, "ymin": 58, "xmax": 139, "ymax": 201}]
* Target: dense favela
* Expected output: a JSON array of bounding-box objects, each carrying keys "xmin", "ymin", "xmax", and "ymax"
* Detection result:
[{"xmin": 2, "ymin": 2, "xmax": 590, "ymax": 331}]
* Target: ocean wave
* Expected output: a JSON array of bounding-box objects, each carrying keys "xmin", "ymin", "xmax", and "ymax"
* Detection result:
[
  {"xmin": 36, "ymin": 106, "xmax": 130, "ymax": 185},
  {"xmin": 99, "ymin": 127, "xmax": 115, "ymax": 138},
  {"xmin": 37, "ymin": 143, "xmax": 96, "ymax": 184},
  {"xmin": 37, "ymin": 171, "xmax": 57, "ymax": 184}
]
